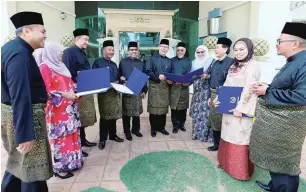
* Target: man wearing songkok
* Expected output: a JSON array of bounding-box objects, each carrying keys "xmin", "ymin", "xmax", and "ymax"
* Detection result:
[
  {"xmin": 205, "ymin": 37, "xmax": 234, "ymax": 151},
  {"xmin": 146, "ymin": 39, "xmax": 173, "ymax": 137},
  {"xmin": 93, "ymin": 40, "xmax": 124, "ymax": 150},
  {"xmin": 250, "ymin": 22, "xmax": 306, "ymax": 192},
  {"xmin": 63, "ymin": 28, "xmax": 97, "ymax": 157},
  {"xmin": 119, "ymin": 41, "xmax": 147, "ymax": 141},
  {"xmin": 169, "ymin": 42, "xmax": 191, "ymax": 134},
  {"xmin": 1, "ymin": 11, "xmax": 53, "ymax": 191}
]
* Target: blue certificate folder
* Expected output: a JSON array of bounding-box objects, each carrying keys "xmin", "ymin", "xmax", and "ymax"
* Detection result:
[
  {"xmin": 111, "ymin": 68, "xmax": 149, "ymax": 96},
  {"xmin": 163, "ymin": 67, "xmax": 204, "ymax": 84},
  {"xmin": 76, "ymin": 68, "xmax": 110, "ymax": 96},
  {"xmin": 77, "ymin": 68, "xmax": 148, "ymax": 96},
  {"xmin": 216, "ymin": 86, "xmax": 251, "ymax": 118}
]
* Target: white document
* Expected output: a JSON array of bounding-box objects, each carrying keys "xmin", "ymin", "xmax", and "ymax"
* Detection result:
[
  {"xmin": 110, "ymin": 83, "xmax": 134, "ymax": 95},
  {"xmin": 76, "ymin": 87, "xmax": 109, "ymax": 97}
]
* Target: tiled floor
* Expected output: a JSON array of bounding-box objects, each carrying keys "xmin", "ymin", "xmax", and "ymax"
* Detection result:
[{"xmin": 1, "ymin": 99, "xmax": 306, "ymax": 192}]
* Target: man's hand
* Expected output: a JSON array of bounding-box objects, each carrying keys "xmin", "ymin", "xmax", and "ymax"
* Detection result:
[
  {"xmin": 212, "ymin": 96, "xmax": 220, "ymax": 107},
  {"xmin": 229, "ymin": 109, "xmax": 242, "ymax": 118},
  {"xmin": 201, "ymin": 73, "xmax": 208, "ymax": 79},
  {"xmin": 120, "ymin": 76, "xmax": 126, "ymax": 82},
  {"xmin": 141, "ymin": 92, "xmax": 146, "ymax": 99},
  {"xmin": 159, "ymin": 74, "xmax": 166, "ymax": 81},
  {"xmin": 62, "ymin": 90, "xmax": 77, "ymax": 100},
  {"xmin": 167, "ymin": 80, "xmax": 173, "ymax": 84},
  {"xmin": 16, "ymin": 140, "xmax": 35, "ymax": 154},
  {"xmin": 208, "ymin": 98, "xmax": 212, "ymax": 107},
  {"xmin": 250, "ymin": 82, "xmax": 268, "ymax": 96}
]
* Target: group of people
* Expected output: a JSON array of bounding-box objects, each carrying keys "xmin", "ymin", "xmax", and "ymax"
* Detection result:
[{"xmin": 1, "ymin": 10, "xmax": 306, "ymax": 192}]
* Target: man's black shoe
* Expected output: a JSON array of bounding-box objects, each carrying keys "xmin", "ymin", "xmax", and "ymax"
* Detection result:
[
  {"xmin": 132, "ymin": 132, "xmax": 143, "ymax": 137},
  {"xmin": 151, "ymin": 131, "xmax": 157, "ymax": 137},
  {"xmin": 172, "ymin": 128, "xmax": 178, "ymax": 134},
  {"xmin": 109, "ymin": 135, "xmax": 124, "ymax": 142},
  {"xmin": 207, "ymin": 145, "xmax": 219, "ymax": 151},
  {"xmin": 82, "ymin": 151, "xmax": 88, "ymax": 157},
  {"xmin": 125, "ymin": 134, "xmax": 133, "ymax": 141},
  {"xmin": 82, "ymin": 139, "xmax": 97, "ymax": 147},
  {"xmin": 255, "ymin": 181, "xmax": 272, "ymax": 191},
  {"xmin": 159, "ymin": 129, "xmax": 169, "ymax": 135},
  {"xmin": 98, "ymin": 141, "xmax": 106, "ymax": 150}
]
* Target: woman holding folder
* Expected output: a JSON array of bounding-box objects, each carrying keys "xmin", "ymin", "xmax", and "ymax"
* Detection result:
[
  {"xmin": 35, "ymin": 42, "xmax": 83, "ymax": 179},
  {"xmin": 189, "ymin": 45, "xmax": 214, "ymax": 142},
  {"xmin": 213, "ymin": 38, "xmax": 260, "ymax": 180}
]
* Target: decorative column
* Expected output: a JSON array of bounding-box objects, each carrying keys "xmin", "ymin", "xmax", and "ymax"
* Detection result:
[
  {"xmin": 164, "ymin": 38, "xmax": 181, "ymax": 58},
  {"xmin": 202, "ymin": 35, "xmax": 218, "ymax": 59},
  {"xmin": 60, "ymin": 34, "xmax": 75, "ymax": 48}
]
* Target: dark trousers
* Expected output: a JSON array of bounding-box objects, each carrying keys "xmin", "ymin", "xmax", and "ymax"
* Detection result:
[
  {"xmin": 212, "ymin": 130, "xmax": 221, "ymax": 147},
  {"xmin": 149, "ymin": 114, "xmax": 166, "ymax": 132},
  {"xmin": 80, "ymin": 126, "xmax": 86, "ymax": 145},
  {"xmin": 1, "ymin": 171, "xmax": 48, "ymax": 192},
  {"xmin": 123, "ymin": 116, "xmax": 140, "ymax": 135},
  {"xmin": 268, "ymin": 172, "xmax": 299, "ymax": 192},
  {"xmin": 171, "ymin": 109, "xmax": 187, "ymax": 129},
  {"xmin": 99, "ymin": 118, "xmax": 117, "ymax": 142}
]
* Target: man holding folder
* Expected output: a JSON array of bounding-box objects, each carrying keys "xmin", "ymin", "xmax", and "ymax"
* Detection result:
[
  {"xmin": 205, "ymin": 37, "xmax": 234, "ymax": 151},
  {"xmin": 169, "ymin": 42, "xmax": 191, "ymax": 133},
  {"xmin": 119, "ymin": 41, "xmax": 147, "ymax": 141},
  {"xmin": 63, "ymin": 28, "xmax": 97, "ymax": 156},
  {"xmin": 93, "ymin": 40, "xmax": 124, "ymax": 150},
  {"xmin": 146, "ymin": 39, "xmax": 172, "ymax": 137}
]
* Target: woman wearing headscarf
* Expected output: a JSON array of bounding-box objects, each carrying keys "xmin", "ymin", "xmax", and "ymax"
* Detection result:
[
  {"xmin": 213, "ymin": 38, "xmax": 261, "ymax": 180},
  {"xmin": 189, "ymin": 45, "xmax": 214, "ymax": 142},
  {"xmin": 34, "ymin": 42, "xmax": 83, "ymax": 179}
]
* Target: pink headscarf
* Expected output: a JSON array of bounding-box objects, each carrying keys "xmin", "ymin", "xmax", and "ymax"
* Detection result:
[
  {"xmin": 34, "ymin": 48, "xmax": 43, "ymax": 66},
  {"xmin": 38, "ymin": 42, "xmax": 71, "ymax": 78}
]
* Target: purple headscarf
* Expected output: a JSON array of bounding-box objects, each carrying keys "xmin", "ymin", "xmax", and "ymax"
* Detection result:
[{"xmin": 38, "ymin": 42, "xmax": 71, "ymax": 78}]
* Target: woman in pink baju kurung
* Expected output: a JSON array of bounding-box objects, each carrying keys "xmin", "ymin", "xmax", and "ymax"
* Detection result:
[
  {"xmin": 35, "ymin": 42, "xmax": 83, "ymax": 179},
  {"xmin": 214, "ymin": 38, "xmax": 260, "ymax": 180}
]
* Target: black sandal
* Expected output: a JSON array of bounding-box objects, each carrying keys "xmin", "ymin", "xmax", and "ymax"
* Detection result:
[{"xmin": 54, "ymin": 172, "xmax": 74, "ymax": 179}]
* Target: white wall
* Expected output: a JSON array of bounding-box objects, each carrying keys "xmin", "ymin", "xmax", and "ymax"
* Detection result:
[
  {"xmin": 198, "ymin": 1, "xmax": 301, "ymax": 84},
  {"xmin": 292, "ymin": 3, "xmax": 306, "ymax": 20},
  {"xmin": 4, "ymin": 1, "xmax": 75, "ymax": 43},
  {"xmin": 198, "ymin": 1, "xmax": 251, "ymax": 59},
  {"xmin": 198, "ymin": 1, "xmax": 249, "ymax": 38},
  {"xmin": 254, "ymin": 1, "xmax": 292, "ymax": 83},
  {"xmin": 1, "ymin": 1, "xmax": 9, "ymax": 45}
]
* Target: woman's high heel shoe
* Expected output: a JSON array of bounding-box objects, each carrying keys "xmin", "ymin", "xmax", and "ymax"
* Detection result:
[{"xmin": 54, "ymin": 172, "xmax": 74, "ymax": 179}]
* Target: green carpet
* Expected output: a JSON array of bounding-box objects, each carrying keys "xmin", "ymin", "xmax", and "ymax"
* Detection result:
[
  {"xmin": 84, "ymin": 150, "xmax": 306, "ymax": 192},
  {"xmin": 120, "ymin": 150, "xmax": 218, "ymax": 192},
  {"xmin": 81, "ymin": 186, "xmax": 114, "ymax": 192}
]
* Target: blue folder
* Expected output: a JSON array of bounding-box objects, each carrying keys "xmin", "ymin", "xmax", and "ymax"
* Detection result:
[
  {"xmin": 111, "ymin": 68, "xmax": 149, "ymax": 96},
  {"xmin": 76, "ymin": 68, "xmax": 110, "ymax": 96},
  {"xmin": 163, "ymin": 67, "xmax": 204, "ymax": 83},
  {"xmin": 216, "ymin": 86, "xmax": 251, "ymax": 118}
]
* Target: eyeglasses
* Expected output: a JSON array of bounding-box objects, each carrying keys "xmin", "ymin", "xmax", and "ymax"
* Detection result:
[
  {"xmin": 177, "ymin": 49, "xmax": 185, "ymax": 52},
  {"xmin": 129, "ymin": 49, "xmax": 138, "ymax": 51},
  {"xmin": 276, "ymin": 39, "xmax": 297, "ymax": 45},
  {"xmin": 196, "ymin": 51, "xmax": 205, "ymax": 54},
  {"xmin": 160, "ymin": 45, "xmax": 169, "ymax": 48}
]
